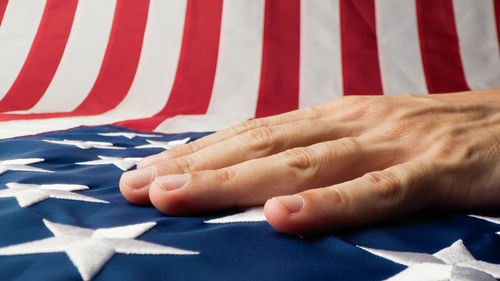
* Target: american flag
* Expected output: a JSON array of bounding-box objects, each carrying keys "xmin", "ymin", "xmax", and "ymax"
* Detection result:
[{"xmin": 0, "ymin": 0, "xmax": 499, "ymax": 280}]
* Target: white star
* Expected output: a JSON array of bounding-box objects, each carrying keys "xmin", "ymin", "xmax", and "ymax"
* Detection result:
[
  {"xmin": 98, "ymin": 132, "xmax": 163, "ymax": 139},
  {"xmin": 204, "ymin": 207, "xmax": 265, "ymax": 224},
  {"xmin": 0, "ymin": 219, "xmax": 198, "ymax": 281},
  {"xmin": 359, "ymin": 240, "xmax": 500, "ymax": 281},
  {"xmin": 43, "ymin": 139, "xmax": 125, "ymax": 150},
  {"xmin": 0, "ymin": 183, "xmax": 108, "ymax": 207},
  {"xmin": 135, "ymin": 138, "xmax": 191, "ymax": 149},
  {"xmin": 76, "ymin": 156, "xmax": 142, "ymax": 171},
  {"xmin": 0, "ymin": 158, "xmax": 52, "ymax": 175}
]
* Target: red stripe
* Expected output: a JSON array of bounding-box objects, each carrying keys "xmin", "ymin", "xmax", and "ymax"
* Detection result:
[
  {"xmin": 494, "ymin": 0, "xmax": 500, "ymax": 55},
  {"xmin": 116, "ymin": 0, "xmax": 223, "ymax": 131},
  {"xmin": 340, "ymin": 0, "xmax": 382, "ymax": 95},
  {"xmin": 0, "ymin": 0, "xmax": 8, "ymax": 27},
  {"xmin": 72, "ymin": 0, "xmax": 149, "ymax": 115},
  {"xmin": 0, "ymin": 0, "xmax": 149, "ymax": 121},
  {"xmin": 0, "ymin": 0, "xmax": 77, "ymax": 112},
  {"xmin": 416, "ymin": 0, "xmax": 469, "ymax": 93},
  {"xmin": 254, "ymin": 0, "xmax": 300, "ymax": 118}
]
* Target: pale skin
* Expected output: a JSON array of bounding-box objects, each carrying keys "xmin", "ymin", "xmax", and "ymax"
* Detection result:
[{"xmin": 119, "ymin": 89, "xmax": 500, "ymax": 234}]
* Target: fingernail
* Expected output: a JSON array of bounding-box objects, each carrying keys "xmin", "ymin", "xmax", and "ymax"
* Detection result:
[
  {"xmin": 273, "ymin": 195, "xmax": 305, "ymax": 214},
  {"xmin": 122, "ymin": 166, "xmax": 155, "ymax": 189},
  {"xmin": 137, "ymin": 153, "xmax": 165, "ymax": 169},
  {"xmin": 156, "ymin": 174, "xmax": 190, "ymax": 191}
]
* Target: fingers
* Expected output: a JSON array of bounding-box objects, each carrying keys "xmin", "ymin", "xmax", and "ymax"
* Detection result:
[
  {"xmin": 137, "ymin": 106, "xmax": 325, "ymax": 168},
  {"xmin": 121, "ymin": 119, "xmax": 362, "ymax": 205},
  {"xmin": 152, "ymin": 118, "xmax": 360, "ymax": 175},
  {"xmin": 264, "ymin": 160, "xmax": 439, "ymax": 234},
  {"xmin": 146, "ymin": 138, "xmax": 398, "ymax": 215}
]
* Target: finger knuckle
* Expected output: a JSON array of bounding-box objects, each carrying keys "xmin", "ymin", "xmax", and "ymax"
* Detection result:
[
  {"xmin": 217, "ymin": 167, "xmax": 236, "ymax": 183},
  {"xmin": 172, "ymin": 156, "xmax": 197, "ymax": 174},
  {"xmin": 181, "ymin": 141, "xmax": 199, "ymax": 155},
  {"xmin": 301, "ymin": 106, "xmax": 323, "ymax": 120},
  {"xmin": 232, "ymin": 119, "xmax": 268, "ymax": 135},
  {"xmin": 335, "ymin": 137, "xmax": 362, "ymax": 154},
  {"xmin": 319, "ymin": 187, "xmax": 350, "ymax": 208},
  {"xmin": 240, "ymin": 126, "xmax": 276, "ymax": 153},
  {"xmin": 280, "ymin": 147, "xmax": 317, "ymax": 171},
  {"xmin": 363, "ymin": 171, "xmax": 403, "ymax": 201},
  {"xmin": 338, "ymin": 96, "xmax": 392, "ymax": 118}
]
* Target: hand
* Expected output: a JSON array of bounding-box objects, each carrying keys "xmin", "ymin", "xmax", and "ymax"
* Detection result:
[{"xmin": 119, "ymin": 89, "xmax": 500, "ymax": 233}]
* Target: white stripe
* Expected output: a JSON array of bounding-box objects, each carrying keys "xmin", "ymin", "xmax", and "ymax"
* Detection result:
[
  {"xmin": 299, "ymin": 0, "xmax": 343, "ymax": 107},
  {"xmin": 0, "ymin": 0, "xmax": 187, "ymax": 139},
  {"xmin": 11, "ymin": 0, "xmax": 117, "ymax": 113},
  {"xmin": 375, "ymin": 0, "xmax": 428, "ymax": 95},
  {"xmin": 154, "ymin": 0, "xmax": 265, "ymax": 133},
  {"xmin": 453, "ymin": 0, "xmax": 500, "ymax": 90},
  {"xmin": 0, "ymin": 116, "xmax": 126, "ymax": 139},
  {"xmin": 108, "ymin": 0, "xmax": 186, "ymax": 117},
  {"xmin": 0, "ymin": 0, "xmax": 46, "ymax": 100}
]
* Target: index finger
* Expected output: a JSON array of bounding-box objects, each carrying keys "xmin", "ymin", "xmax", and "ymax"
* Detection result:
[{"xmin": 138, "ymin": 106, "xmax": 324, "ymax": 168}]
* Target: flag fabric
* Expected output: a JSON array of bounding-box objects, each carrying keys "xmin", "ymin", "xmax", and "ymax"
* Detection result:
[
  {"xmin": 1, "ymin": 0, "xmax": 500, "ymax": 138},
  {"xmin": 0, "ymin": 0, "xmax": 500, "ymax": 280},
  {"xmin": 0, "ymin": 125, "xmax": 499, "ymax": 281}
]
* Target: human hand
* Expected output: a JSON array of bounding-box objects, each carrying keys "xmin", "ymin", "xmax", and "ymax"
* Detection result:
[{"xmin": 119, "ymin": 89, "xmax": 500, "ymax": 233}]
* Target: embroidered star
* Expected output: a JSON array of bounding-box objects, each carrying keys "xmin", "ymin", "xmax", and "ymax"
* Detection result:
[
  {"xmin": 204, "ymin": 207, "xmax": 265, "ymax": 224},
  {"xmin": 43, "ymin": 139, "xmax": 125, "ymax": 150},
  {"xmin": 76, "ymin": 156, "xmax": 142, "ymax": 171},
  {"xmin": 98, "ymin": 132, "xmax": 162, "ymax": 139},
  {"xmin": 0, "ymin": 219, "xmax": 198, "ymax": 281},
  {"xmin": 0, "ymin": 158, "xmax": 52, "ymax": 175},
  {"xmin": 0, "ymin": 183, "xmax": 108, "ymax": 207},
  {"xmin": 359, "ymin": 240, "xmax": 500, "ymax": 281},
  {"xmin": 135, "ymin": 138, "xmax": 191, "ymax": 149},
  {"xmin": 470, "ymin": 215, "xmax": 500, "ymax": 235}
]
